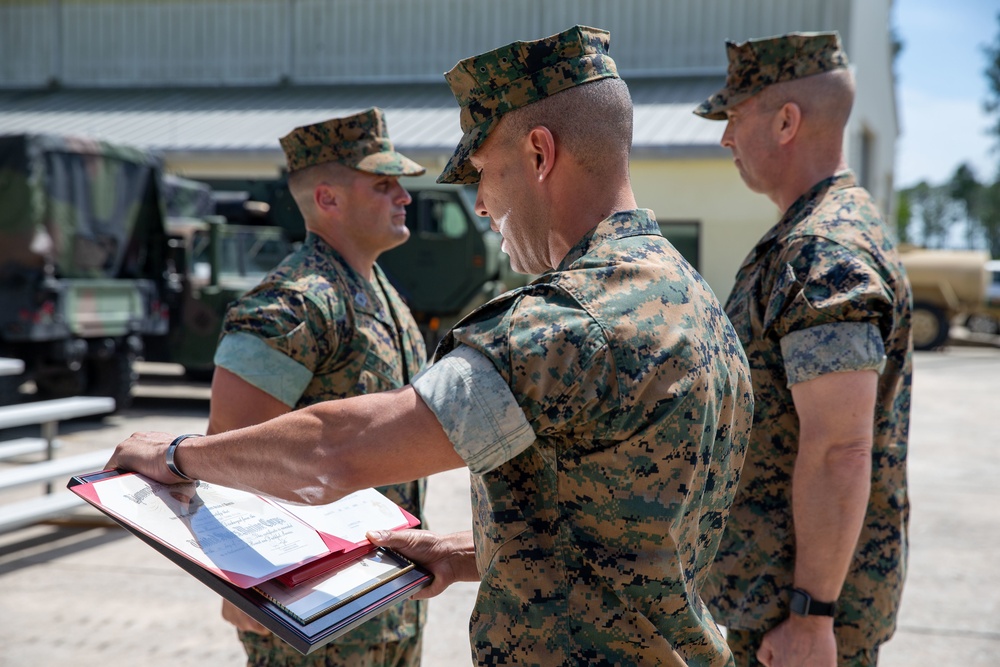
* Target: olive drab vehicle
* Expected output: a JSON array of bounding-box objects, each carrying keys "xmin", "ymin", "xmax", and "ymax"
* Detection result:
[
  {"xmin": 147, "ymin": 175, "xmax": 293, "ymax": 380},
  {"xmin": 205, "ymin": 176, "xmax": 528, "ymax": 352},
  {"xmin": 0, "ymin": 134, "xmax": 170, "ymax": 407},
  {"xmin": 0, "ymin": 135, "xmax": 293, "ymax": 407}
]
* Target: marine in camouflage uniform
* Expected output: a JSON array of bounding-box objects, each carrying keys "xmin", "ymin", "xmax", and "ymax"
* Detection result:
[
  {"xmin": 421, "ymin": 209, "xmax": 753, "ymax": 666},
  {"xmin": 694, "ymin": 33, "xmax": 912, "ymax": 666},
  {"xmin": 409, "ymin": 26, "xmax": 754, "ymax": 665},
  {"xmin": 211, "ymin": 108, "xmax": 429, "ymax": 667}
]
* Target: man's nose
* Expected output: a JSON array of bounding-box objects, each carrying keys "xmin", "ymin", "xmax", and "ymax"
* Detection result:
[
  {"xmin": 720, "ymin": 122, "xmax": 735, "ymax": 148},
  {"xmin": 394, "ymin": 180, "xmax": 412, "ymax": 205}
]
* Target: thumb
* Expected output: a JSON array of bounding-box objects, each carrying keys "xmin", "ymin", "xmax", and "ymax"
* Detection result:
[{"xmin": 366, "ymin": 530, "xmax": 393, "ymax": 545}]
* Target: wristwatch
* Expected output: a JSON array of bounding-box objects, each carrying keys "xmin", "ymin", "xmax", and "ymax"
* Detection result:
[{"xmin": 789, "ymin": 588, "xmax": 837, "ymax": 617}]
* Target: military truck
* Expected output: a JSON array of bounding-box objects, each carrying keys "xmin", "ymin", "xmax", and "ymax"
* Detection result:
[
  {"xmin": 146, "ymin": 214, "xmax": 292, "ymax": 380},
  {"xmin": 899, "ymin": 247, "xmax": 997, "ymax": 350},
  {"xmin": 0, "ymin": 135, "xmax": 291, "ymax": 407},
  {"xmin": 0, "ymin": 134, "xmax": 173, "ymax": 407}
]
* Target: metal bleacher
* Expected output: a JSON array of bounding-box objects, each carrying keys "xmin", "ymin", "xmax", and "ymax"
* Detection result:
[{"xmin": 0, "ymin": 359, "xmax": 116, "ymax": 532}]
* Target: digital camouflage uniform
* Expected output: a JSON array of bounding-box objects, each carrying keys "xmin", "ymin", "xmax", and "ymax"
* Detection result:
[
  {"xmin": 426, "ymin": 209, "xmax": 754, "ymax": 666},
  {"xmin": 213, "ymin": 109, "xmax": 427, "ymax": 667},
  {"xmin": 694, "ymin": 33, "xmax": 913, "ymax": 666},
  {"xmin": 422, "ymin": 26, "xmax": 755, "ymax": 666}
]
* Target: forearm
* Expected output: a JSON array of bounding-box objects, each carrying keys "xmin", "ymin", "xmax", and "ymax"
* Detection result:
[
  {"xmin": 791, "ymin": 437, "xmax": 872, "ymax": 600},
  {"xmin": 109, "ymin": 386, "xmax": 465, "ymax": 505}
]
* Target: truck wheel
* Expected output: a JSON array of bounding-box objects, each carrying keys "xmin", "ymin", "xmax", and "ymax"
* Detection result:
[
  {"xmin": 87, "ymin": 353, "xmax": 136, "ymax": 411},
  {"xmin": 911, "ymin": 302, "xmax": 950, "ymax": 350}
]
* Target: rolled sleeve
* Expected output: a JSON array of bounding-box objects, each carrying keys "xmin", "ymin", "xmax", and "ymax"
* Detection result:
[
  {"xmin": 411, "ymin": 345, "xmax": 535, "ymax": 474},
  {"xmin": 780, "ymin": 321, "xmax": 887, "ymax": 386},
  {"xmin": 214, "ymin": 332, "xmax": 313, "ymax": 407}
]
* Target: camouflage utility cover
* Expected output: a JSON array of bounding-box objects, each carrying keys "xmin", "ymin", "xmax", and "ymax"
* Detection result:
[
  {"xmin": 215, "ymin": 234, "xmax": 427, "ymax": 660},
  {"xmin": 435, "ymin": 209, "xmax": 754, "ymax": 665},
  {"xmin": 705, "ymin": 171, "xmax": 912, "ymax": 652},
  {"xmin": 279, "ymin": 108, "xmax": 425, "ymax": 176},
  {"xmin": 694, "ymin": 32, "xmax": 849, "ymax": 120},
  {"xmin": 438, "ymin": 25, "xmax": 619, "ymax": 185},
  {"xmin": 0, "ymin": 133, "xmax": 166, "ymax": 280}
]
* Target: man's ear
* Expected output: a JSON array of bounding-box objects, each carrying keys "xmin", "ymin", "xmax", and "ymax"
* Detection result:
[
  {"xmin": 313, "ymin": 183, "xmax": 339, "ymax": 214},
  {"xmin": 526, "ymin": 126, "xmax": 556, "ymax": 182},
  {"xmin": 775, "ymin": 102, "xmax": 802, "ymax": 146}
]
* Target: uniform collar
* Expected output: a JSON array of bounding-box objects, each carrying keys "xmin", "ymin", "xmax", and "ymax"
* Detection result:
[
  {"xmin": 738, "ymin": 170, "xmax": 857, "ymax": 271},
  {"xmin": 557, "ymin": 208, "xmax": 659, "ymax": 271}
]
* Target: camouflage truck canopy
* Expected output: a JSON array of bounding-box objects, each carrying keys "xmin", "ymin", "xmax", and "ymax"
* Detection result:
[{"xmin": 0, "ymin": 133, "xmax": 167, "ymax": 281}]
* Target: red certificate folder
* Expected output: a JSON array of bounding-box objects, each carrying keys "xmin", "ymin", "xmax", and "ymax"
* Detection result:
[{"xmin": 67, "ymin": 469, "xmax": 431, "ymax": 654}]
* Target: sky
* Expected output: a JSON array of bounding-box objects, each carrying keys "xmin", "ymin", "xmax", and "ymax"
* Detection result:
[{"xmin": 892, "ymin": 0, "xmax": 999, "ymax": 188}]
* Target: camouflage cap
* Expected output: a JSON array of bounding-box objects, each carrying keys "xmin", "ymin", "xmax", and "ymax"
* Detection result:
[
  {"xmin": 437, "ymin": 25, "xmax": 619, "ymax": 185},
  {"xmin": 279, "ymin": 108, "xmax": 425, "ymax": 176},
  {"xmin": 694, "ymin": 32, "xmax": 849, "ymax": 121}
]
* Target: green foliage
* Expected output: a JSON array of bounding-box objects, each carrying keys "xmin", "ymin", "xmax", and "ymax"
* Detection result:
[
  {"xmin": 985, "ymin": 11, "xmax": 1000, "ymax": 153},
  {"xmin": 907, "ymin": 181, "xmax": 960, "ymax": 248},
  {"xmin": 949, "ymin": 163, "xmax": 985, "ymax": 248},
  {"xmin": 895, "ymin": 189, "xmax": 912, "ymax": 244},
  {"xmin": 981, "ymin": 181, "xmax": 1000, "ymax": 258}
]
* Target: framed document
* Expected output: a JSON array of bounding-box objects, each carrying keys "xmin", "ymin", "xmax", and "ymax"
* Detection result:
[{"xmin": 67, "ymin": 469, "xmax": 432, "ymax": 654}]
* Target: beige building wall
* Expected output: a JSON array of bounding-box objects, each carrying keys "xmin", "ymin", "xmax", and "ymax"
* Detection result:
[
  {"xmin": 845, "ymin": 0, "xmax": 899, "ymax": 223},
  {"xmin": 632, "ymin": 159, "xmax": 779, "ymax": 303}
]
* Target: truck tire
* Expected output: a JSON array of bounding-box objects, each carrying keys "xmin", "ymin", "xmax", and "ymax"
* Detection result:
[
  {"xmin": 911, "ymin": 301, "xmax": 950, "ymax": 350},
  {"xmin": 87, "ymin": 353, "xmax": 136, "ymax": 412}
]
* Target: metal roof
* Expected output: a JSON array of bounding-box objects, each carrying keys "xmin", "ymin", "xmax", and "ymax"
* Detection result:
[{"xmin": 0, "ymin": 77, "xmax": 727, "ymax": 164}]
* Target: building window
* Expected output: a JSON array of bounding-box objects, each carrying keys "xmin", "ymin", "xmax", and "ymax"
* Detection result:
[{"xmin": 658, "ymin": 221, "xmax": 701, "ymax": 272}]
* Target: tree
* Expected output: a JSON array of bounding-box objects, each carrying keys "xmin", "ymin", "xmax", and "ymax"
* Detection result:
[
  {"xmin": 983, "ymin": 12, "xmax": 1000, "ymax": 256},
  {"xmin": 985, "ymin": 11, "xmax": 1000, "ymax": 159},
  {"xmin": 981, "ymin": 181, "xmax": 1000, "ymax": 257},
  {"xmin": 895, "ymin": 189, "xmax": 912, "ymax": 245},
  {"xmin": 909, "ymin": 181, "xmax": 959, "ymax": 248},
  {"xmin": 949, "ymin": 163, "xmax": 984, "ymax": 248}
]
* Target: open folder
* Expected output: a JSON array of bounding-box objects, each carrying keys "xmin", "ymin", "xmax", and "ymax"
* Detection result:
[{"xmin": 67, "ymin": 469, "xmax": 432, "ymax": 654}]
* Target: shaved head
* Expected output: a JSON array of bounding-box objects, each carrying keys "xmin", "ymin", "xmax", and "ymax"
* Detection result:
[
  {"xmin": 758, "ymin": 68, "xmax": 856, "ymax": 133},
  {"xmin": 287, "ymin": 162, "xmax": 357, "ymax": 217},
  {"xmin": 496, "ymin": 77, "xmax": 634, "ymax": 177}
]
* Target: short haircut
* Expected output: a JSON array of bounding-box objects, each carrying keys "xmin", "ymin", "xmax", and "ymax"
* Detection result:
[
  {"xmin": 759, "ymin": 68, "xmax": 855, "ymax": 130},
  {"xmin": 287, "ymin": 161, "xmax": 356, "ymax": 214},
  {"xmin": 497, "ymin": 77, "xmax": 634, "ymax": 176}
]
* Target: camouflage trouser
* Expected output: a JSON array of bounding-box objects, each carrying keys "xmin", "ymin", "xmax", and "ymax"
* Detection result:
[
  {"xmin": 726, "ymin": 628, "xmax": 879, "ymax": 667},
  {"xmin": 240, "ymin": 631, "xmax": 422, "ymax": 667}
]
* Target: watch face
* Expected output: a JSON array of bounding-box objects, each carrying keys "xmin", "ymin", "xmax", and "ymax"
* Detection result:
[{"xmin": 789, "ymin": 589, "xmax": 810, "ymax": 616}]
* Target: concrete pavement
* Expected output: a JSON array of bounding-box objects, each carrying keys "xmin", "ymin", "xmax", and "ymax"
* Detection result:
[{"xmin": 0, "ymin": 348, "xmax": 998, "ymax": 666}]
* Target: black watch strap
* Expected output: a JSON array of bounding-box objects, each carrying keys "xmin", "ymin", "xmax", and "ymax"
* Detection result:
[{"xmin": 789, "ymin": 588, "xmax": 837, "ymax": 617}]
